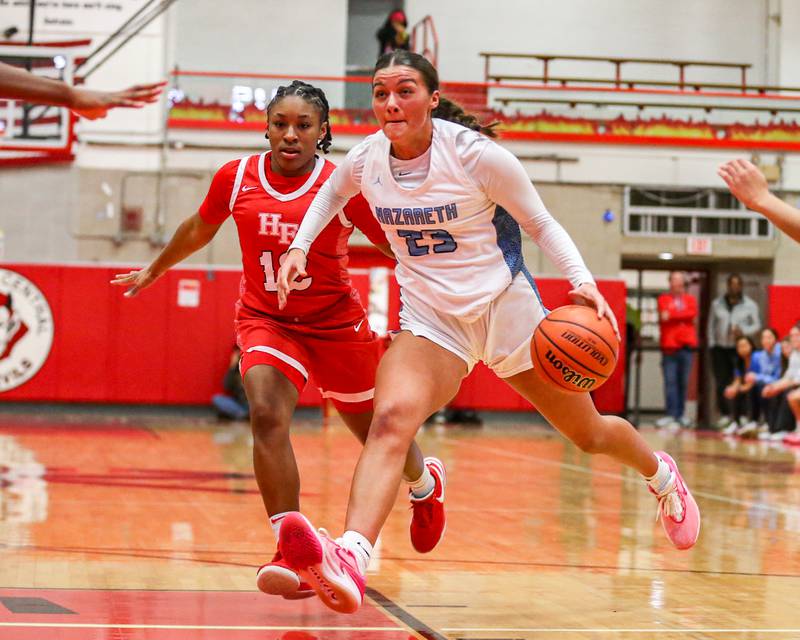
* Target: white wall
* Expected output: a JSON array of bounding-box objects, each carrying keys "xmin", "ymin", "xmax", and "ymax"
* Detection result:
[
  {"xmin": 172, "ymin": 0, "xmax": 349, "ymax": 109},
  {"xmin": 778, "ymin": 0, "xmax": 800, "ymax": 86},
  {"xmin": 405, "ymin": 0, "xmax": 769, "ymax": 84}
]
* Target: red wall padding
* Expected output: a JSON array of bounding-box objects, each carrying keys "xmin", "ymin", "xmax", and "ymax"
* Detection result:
[
  {"xmin": 768, "ymin": 285, "xmax": 800, "ymax": 337},
  {"xmin": 0, "ymin": 264, "xmax": 625, "ymax": 413}
]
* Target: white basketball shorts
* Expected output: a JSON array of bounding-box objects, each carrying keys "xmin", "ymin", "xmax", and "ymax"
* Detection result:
[{"xmin": 398, "ymin": 271, "xmax": 548, "ymax": 378}]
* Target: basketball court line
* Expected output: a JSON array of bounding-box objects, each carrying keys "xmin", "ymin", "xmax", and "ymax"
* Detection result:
[
  {"xmin": 442, "ymin": 436, "xmax": 800, "ymax": 517},
  {"xmin": 0, "ymin": 623, "xmax": 403, "ymax": 631},
  {"xmin": 367, "ymin": 587, "xmax": 449, "ymax": 640},
  {"xmin": 443, "ymin": 629, "xmax": 800, "ymax": 634},
  {"xmin": 0, "ymin": 587, "xmax": 448, "ymax": 640}
]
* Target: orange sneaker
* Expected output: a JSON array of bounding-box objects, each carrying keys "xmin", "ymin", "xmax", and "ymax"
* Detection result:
[
  {"xmin": 256, "ymin": 549, "xmax": 315, "ymax": 600},
  {"xmin": 409, "ymin": 457, "xmax": 447, "ymax": 553},
  {"xmin": 279, "ymin": 512, "xmax": 365, "ymax": 614},
  {"xmin": 650, "ymin": 452, "xmax": 700, "ymax": 550}
]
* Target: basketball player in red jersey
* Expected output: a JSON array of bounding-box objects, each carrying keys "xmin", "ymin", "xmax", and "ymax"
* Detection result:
[{"xmin": 111, "ymin": 81, "xmax": 446, "ymax": 600}]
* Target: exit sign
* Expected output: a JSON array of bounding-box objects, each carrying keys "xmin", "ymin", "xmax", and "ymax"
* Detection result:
[{"xmin": 687, "ymin": 236, "xmax": 713, "ymax": 255}]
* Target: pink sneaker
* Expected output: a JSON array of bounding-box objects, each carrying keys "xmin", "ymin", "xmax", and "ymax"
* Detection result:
[
  {"xmin": 278, "ymin": 512, "xmax": 365, "ymax": 614},
  {"xmin": 650, "ymin": 452, "xmax": 700, "ymax": 550},
  {"xmin": 256, "ymin": 549, "xmax": 315, "ymax": 600},
  {"xmin": 409, "ymin": 457, "xmax": 447, "ymax": 553}
]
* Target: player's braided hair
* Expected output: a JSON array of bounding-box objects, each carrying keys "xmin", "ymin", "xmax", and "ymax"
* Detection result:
[
  {"xmin": 266, "ymin": 80, "xmax": 333, "ymax": 153},
  {"xmin": 374, "ymin": 50, "xmax": 498, "ymax": 138}
]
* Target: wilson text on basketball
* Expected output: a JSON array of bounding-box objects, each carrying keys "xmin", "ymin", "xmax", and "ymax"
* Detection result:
[{"xmin": 544, "ymin": 349, "xmax": 597, "ymax": 390}]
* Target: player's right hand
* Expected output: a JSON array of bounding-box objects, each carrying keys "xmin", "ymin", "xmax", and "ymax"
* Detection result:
[
  {"xmin": 110, "ymin": 268, "xmax": 158, "ymax": 297},
  {"xmin": 276, "ymin": 249, "xmax": 307, "ymax": 310}
]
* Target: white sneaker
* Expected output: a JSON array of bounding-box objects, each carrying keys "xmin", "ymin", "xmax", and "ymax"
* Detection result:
[
  {"xmin": 758, "ymin": 429, "xmax": 772, "ymax": 441},
  {"xmin": 736, "ymin": 421, "xmax": 759, "ymax": 438},
  {"xmin": 715, "ymin": 416, "xmax": 733, "ymax": 430},
  {"xmin": 655, "ymin": 416, "xmax": 676, "ymax": 429},
  {"xmin": 769, "ymin": 431, "xmax": 790, "ymax": 442},
  {"xmin": 679, "ymin": 416, "xmax": 693, "ymax": 429},
  {"xmin": 722, "ymin": 421, "xmax": 740, "ymax": 436}
]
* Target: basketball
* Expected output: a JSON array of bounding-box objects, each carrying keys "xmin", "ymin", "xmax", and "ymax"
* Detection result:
[{"xmin": 531, "ymin": 305, "xmax": 619, "ymax": 393}]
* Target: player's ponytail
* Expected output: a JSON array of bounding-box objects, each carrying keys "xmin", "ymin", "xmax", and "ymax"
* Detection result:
[
  {"xmin": 266, "ymin": 80, "xmax": 333, "ymax": 153},
  {"xmin": 374, "ymin": 50, "xmax": 498, "ymax": 138},
  {"xmin": 432, "ymin": 96, "xmax": 498, "ymax": 138}
]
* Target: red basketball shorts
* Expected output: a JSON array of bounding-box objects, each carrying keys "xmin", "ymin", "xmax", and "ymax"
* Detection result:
[{"xmin": 235, "ymin": 308, "xmax": 383, "ymax": 414}]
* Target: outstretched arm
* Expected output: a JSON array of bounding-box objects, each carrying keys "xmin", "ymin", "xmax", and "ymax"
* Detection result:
[
  {"xmin": 0, "ymin": 61, "xmax": 165, "ymax": 120},
  {"xmin": 110, "ymin": 214, "xmax": 221, "ymax": 297},
  {"xmin": 719, "ymin": 159, "xmax": 800, "ymax": 243}
]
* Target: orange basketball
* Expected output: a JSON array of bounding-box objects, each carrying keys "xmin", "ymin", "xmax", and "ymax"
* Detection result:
[{"xmin": 531, "ymin": 305, "xmax": 619, "ymax": 393}]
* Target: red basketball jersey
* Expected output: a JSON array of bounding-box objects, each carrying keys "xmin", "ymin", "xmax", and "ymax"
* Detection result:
[{"xmin": 198, "ymin": 152, "xmax": 386, "ymax": 325}]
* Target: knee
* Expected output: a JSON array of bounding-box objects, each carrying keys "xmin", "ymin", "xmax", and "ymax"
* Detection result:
[
  {"xmin": 570, "ymin": 423, "xmax": 607, "ymax": 455},
  {"xmin": 368, "ymin": 402, "xmax": 418, "ymax": 450},
  {"xmin": 249, "ymin": 401, "xmax": 291, "ymax": 439}
]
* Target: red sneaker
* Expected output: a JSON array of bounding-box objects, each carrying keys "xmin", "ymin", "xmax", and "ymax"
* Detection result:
[
  {"xmin": 782, "ymin": 432, "xmax": 800, "ymax": 446},
  {"xmin": 409, "ymin": 457, "xmax": 446, "ymax": 553},
  {"xmin": 279, "ymin": 512, "xmax": 365, "ymax": 614},
  {"xmin": 256, "ymin": 549, "xmax": 315, "ymax": 600},
  {"xmin": 650, "ymin": 452, "xmax": 700, "ymax": 550}
]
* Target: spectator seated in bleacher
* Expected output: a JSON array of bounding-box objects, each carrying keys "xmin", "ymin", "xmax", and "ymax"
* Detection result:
[
  {"xmin": 723, "ymin": 329, "xmax": 782, "ymax": 437},
  {"xmin": 760, "ymin": 325, "xmax": 800, "ymax": 442},
  {"xmin": 212, "ymin": 345, "xmax": 249, "ymax": 421}
]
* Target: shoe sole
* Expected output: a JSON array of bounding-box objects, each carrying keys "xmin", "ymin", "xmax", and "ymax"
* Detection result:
[
  {"xmin": 257, "ymin": 565, "xmax": 298, "ymax": 596},
  {"xmin": 256, "ymin": 565, "xmax": 315, "ymax": 600},
  {"xmin": 279, "ymin": 513, "xmax": 362, "ymax": 614},
  {"xmin": 658, "ymin": 452, "xmax": 701, "ymax": 550}
]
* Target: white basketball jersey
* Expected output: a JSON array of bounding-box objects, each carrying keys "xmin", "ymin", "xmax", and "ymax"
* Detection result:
[{"xmin": 361, "ymin": 118, "xmax": 525, "ymax": 321}]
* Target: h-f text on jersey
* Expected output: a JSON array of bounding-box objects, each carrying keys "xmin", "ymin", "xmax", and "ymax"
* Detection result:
[{"xmin": 258, "ymin": 213, "xmax": 298, "ymax": 245}]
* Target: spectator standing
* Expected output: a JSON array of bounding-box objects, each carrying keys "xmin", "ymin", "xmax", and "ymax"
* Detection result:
[
  {"xmin": 707, "ymin": 274, "xmax": 761, "ymax": 429},
  {"xmin": 656, "ymin": 271, "xmax": 697, "ymax": 429},
  {"xmin": 376, "ymin": 9, "xmax": 410, "ymax": 56}
]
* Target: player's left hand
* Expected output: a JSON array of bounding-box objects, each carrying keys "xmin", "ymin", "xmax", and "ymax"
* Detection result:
[
  {"xmin": 71, "ymin": 81, "xmax": 167, "ymax": 120},
  {"xmin": 569, "ymin": 282, "xmax": 621, "ymax": 341}
]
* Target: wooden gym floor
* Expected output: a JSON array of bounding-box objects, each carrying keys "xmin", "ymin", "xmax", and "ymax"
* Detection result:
[{"xmin": 0, "ymin": 410, "xmax": 798, "ymax": 640}]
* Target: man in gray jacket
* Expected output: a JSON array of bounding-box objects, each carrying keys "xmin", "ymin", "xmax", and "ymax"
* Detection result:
[{"xmin": 708, "ymin": 273, "xmax": 762, "ymax": 428}]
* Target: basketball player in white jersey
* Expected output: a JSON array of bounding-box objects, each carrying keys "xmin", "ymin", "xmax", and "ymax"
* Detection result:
[
  {"xmin": 274, "ymin": 51, "xmax": 701, "ymax": 614},
  {"xmin": 112, "ymin": 80, "xmax": 446, "ymax": 602}
]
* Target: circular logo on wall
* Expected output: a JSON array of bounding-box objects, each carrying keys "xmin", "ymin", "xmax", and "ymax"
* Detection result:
[{"xmin": 0, "ymin": 269, "xmax": 53, "ymax": 393}]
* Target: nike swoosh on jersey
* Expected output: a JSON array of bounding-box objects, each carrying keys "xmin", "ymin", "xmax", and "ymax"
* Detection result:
[
  {"xmin": 242, "ymin": 185, "xmax": 258, "ymax": 192},
  {"xmin": 354, "ymin": 320, "xmax": 365, "ymax": 332}
]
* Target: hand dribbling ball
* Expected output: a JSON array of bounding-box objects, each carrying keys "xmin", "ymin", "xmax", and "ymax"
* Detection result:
[{"xmin": 531, "ymin": 305, "xmax": 619, "ymax": 393}]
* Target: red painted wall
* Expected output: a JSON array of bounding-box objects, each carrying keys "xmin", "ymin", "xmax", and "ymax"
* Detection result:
[
  {"xmin": 0, "ymin": 264, "xmax": 625, "ymax": 413},
  {"xmin": 768, "ymin": 285, "xmax": 800, "ymax": 336}
]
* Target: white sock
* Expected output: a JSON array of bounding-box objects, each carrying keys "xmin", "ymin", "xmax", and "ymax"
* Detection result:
[
  {"xmin": 408, "ymin": 465, "xmax": 435, "ymax": 499},
  {"xmin": 269, "ymin": 512, "xmax": 291, "ymax": 542},
  {"xmin": 339, "ymin": 530, "xmax": 372, "ymax": 575},
  {"xmin": 644, "ymin": 454, "xmax": 674, "ymax": 496}
]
